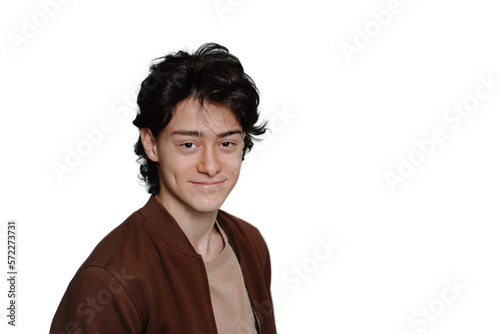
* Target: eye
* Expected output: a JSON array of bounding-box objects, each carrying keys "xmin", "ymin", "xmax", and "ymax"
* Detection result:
[
  {"xmin": 182, "ymin": 142, "xmax": 195, "ymax": 149},
  {"xmin": 221, "ymin": 142, "xmax": 234, "ymax": 148}
]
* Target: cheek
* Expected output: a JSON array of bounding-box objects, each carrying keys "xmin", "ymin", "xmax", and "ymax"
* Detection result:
[
  {"xmin": 159, "ymin": 156, "xmax": 190, "ymax": 183},
  {"xmin": 226, "ymin": 156, "xmax": 242, "ymax": 176}
]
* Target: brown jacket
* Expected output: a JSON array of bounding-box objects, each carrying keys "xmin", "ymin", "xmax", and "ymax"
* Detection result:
[{"xmin": 50, "ymin": 196, "xmax": 276, "ymax": 333}]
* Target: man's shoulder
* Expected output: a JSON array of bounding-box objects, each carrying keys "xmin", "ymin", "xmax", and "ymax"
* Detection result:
[{"xmin": 77, "ymin": 208, "xmax": 152, "ymax": 273}]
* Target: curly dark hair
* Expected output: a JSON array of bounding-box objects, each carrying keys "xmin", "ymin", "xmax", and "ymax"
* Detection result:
[{"xmin": 132, "ymin": 43, "xmax": 267, "ymax": 195}]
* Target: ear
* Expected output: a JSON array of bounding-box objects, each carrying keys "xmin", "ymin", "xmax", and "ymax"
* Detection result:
[{"xmin": 140, "ymin": 128, "xmax": 159, "ymax": 162}]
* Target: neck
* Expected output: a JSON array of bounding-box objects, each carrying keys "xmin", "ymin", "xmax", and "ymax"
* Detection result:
[{"xmin": 155, "ymin": 193, "xmax": 222, "ymax": 260}]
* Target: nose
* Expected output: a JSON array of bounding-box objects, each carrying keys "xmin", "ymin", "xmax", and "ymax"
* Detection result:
[{"xmin": 197, "ymin": 146, "xmax": 221, "ymax": 177}]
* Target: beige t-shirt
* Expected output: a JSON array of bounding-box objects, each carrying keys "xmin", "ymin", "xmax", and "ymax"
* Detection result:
[{"xmin": 204, "ymin": 220, "xmax": 258, "ymax": 334}]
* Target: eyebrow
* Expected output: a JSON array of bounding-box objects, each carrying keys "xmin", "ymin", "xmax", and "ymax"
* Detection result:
[{"xmin": 170, "ymin": 130, "xmax": 242, "ymax": 139}]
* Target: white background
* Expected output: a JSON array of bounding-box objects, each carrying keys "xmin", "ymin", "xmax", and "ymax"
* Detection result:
[{"xmin": 1, "ymin": 0, "xmax": 500, "ymax": 333}]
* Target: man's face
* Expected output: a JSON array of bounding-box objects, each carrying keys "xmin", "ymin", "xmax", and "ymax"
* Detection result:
[{"xmin": 142, "ymin": 98, "xmax": 245, "ymax": 216}]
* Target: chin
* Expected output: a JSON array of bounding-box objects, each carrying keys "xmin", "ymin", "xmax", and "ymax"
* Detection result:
[
  {"xmin": 190, "ymin": 198, "xmax": 226, "ymax": 214},
  {"xmin": 191, "ymin": 205, "xmax": 222, "ymax": 214}
]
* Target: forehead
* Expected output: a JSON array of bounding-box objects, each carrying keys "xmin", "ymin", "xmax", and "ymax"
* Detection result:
[{"xmin": 165, "ymin": 98, "xmax": 241, "ymax": 134}]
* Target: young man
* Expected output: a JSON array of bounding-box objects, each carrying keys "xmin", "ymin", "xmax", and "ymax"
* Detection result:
[{"xmin": 50, "ymin": 43, "xmax": 277, "ymax": 334}]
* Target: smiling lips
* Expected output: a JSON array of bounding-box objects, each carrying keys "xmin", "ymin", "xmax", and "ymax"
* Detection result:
[{"xmin": 190, "ymin": 180, "xmax": 226, "ymax": 188}]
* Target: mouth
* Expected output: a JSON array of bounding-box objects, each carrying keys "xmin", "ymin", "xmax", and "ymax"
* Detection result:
[{"xmin": 190, "ymin": 180, "xmax": 226, "ymax": 189}]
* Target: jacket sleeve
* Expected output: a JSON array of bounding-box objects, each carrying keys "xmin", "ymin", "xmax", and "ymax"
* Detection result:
[
  {"xmin": 50, "ymin": 266, "xmax": 141, "ymax": 334},
  {"xmin": 252, "ymin": 228, "xmax": 273, "ymax": 289},
  {"xmin": 263, "ymin": 241, "xmax": 272, "ymax": 291}
]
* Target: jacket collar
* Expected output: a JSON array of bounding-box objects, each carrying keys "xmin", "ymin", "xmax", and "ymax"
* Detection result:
[{"xmin": 138, "ymin": 195, "xmax": 240, "ymax": 260}]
